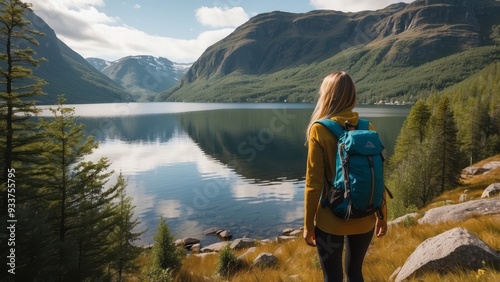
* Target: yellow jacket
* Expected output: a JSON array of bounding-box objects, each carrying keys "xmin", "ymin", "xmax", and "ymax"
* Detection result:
[{"xmin": 304, "ymin": 110, "xmax": 387, "ymax": 235}]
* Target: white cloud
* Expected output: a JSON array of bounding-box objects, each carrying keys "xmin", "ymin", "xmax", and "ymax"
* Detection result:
[
  {"xmin": 309, "ymin": 0, "xmax": 412, "ymax": 12},
  {"xmin": 28, "ymin": 0, "xmax": 235, "ymax": 63},
  {"xmin": 196, "ymin": 6, "xmax": 249, "ymax": 28},
  {"xmin": 133, "ymin": 4, "xmax": 141, "ymax": 9}
]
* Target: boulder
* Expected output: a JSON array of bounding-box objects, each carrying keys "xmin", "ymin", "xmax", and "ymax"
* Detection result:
[
  {"xmin": 217, "ymin": 230, "xmax": 232, "ymax": 240},
  {"xmin": 418, "ymin": 198, "xmax": 500, "ymax": 225},
  {"xmin": 389, "ymin": 213, "xmax": 420, "ymax": 226},
  {"xmin": 237, "ymin": 247, "xmax": 256, "ymax": 261},
  {"xmin": 230, "ymin": 238, "xmax": 256, "ymax": 250},
  {"xmin": 175, "ymin": 237, "xmax": 201, "ymax": 249},
  {"xmin": 190, "ymin": 243, "xmax": 201, "ymax": 253},
  {"xmin": 481, "ymin": 183, "xmax": 500, "ymax": 198},
  {"xmin": 483, "ymin": 161, "xmax": 500, "ymax": 171},
  {"xmin": 252, "ymin": 252, "xmax": 278, "ymax": 268},
  {"xmin": 395, "ymin": 227, "xmax": 500, "ymax": 282},
  {"xmin": 282, "ymin": 227, "xmax": 302, "ymax": 237},
  {"xmin": 276, "ymin": 235, "xmax": 297, "ymax": 243},
  {"xmin": 462, "ymin": 166, "xmax": 487, "ymax": 176},
  {"xmin": 200, "ymin": 241, "xmax": 232, "ymax": 253},
  {"xmin": 203, "ymin": 227, "xmax": 223, "ymax": 235},
  {"xmin": 282, "ymin": 228, "xmax": 294, "ymax": 235}
]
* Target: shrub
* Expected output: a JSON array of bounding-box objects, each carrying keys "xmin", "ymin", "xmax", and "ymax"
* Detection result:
[{"xmin": 216, "ymin": 244, "xmax": 241, "ymax": 277}]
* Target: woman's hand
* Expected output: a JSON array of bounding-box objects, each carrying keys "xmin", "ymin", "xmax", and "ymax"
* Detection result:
[
  {"xmin": 376, "ymin": 219, "xmax": 388, "ymax": 237},
  {"xmin": 303, "ymin": 229, "xmax": 317, "ymax": 247}
]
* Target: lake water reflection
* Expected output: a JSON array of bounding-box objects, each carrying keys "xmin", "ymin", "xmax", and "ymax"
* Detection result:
[{"xmin": 38, "ymin": 102, "xmax": 410, "ymax": 246}]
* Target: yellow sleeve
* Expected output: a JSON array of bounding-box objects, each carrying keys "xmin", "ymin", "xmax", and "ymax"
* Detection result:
[{"xmin": 304, "ymin": 124, "xmax": 325, "ymax": 232}]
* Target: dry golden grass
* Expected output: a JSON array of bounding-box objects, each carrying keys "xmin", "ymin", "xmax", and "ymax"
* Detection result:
[{"xmin": 166, "ymin": 155, "xmax": 500, "ymax": 281}]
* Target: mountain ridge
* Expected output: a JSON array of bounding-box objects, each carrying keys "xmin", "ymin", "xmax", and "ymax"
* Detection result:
[
  {"xmin": 157, "ymin": 0, "xmax": 500, "ymax": 103},
  {"xmin": 86, "ymin": 56, "xmax": 191, "ymax": 101}
]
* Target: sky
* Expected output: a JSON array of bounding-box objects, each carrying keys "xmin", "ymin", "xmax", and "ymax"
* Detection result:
[{"xmin": 28, "ymin": 0, "xmax": 412, "ymax": 63}]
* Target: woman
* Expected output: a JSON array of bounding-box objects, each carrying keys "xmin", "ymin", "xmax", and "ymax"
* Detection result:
[{"xmin": 303, "ymin": 71, "xmax": 387, "ymax": 282}]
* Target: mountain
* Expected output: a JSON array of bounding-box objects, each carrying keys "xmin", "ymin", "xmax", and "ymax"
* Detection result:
[
  {"xmin": 86, "ymin": 58, "xmax": 111, "ymax": 72},
  {"xmin": 157, "ymin": 0, "xmax": 500, "ymax": 103},
  {"xmin": 87, "ymin": 56, "xmax": 191, "ymax": 101},
  {"xmin": 11, "ymin": 10, "xmax": 134, "ymax": 105}
]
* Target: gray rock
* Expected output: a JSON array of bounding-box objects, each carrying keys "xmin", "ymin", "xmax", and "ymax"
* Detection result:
[
  {"xmin": 282, "ymin": 228, "xmax": 294, "ymax": 235},
  {"xmin": 482, "ymin": 183, "xmax": 500, "ymax": 198},
  {"xmin": 203, "ymin": 227, "xmax": 223, "ymax": 235},
  {"xmin": 276, "ymin": 235, "xmax": 296, "ymax": 243},
  {"xmin": 193, "ymin": 252, "xmax": 218, "ymax": 259},
  {"xmin": 217, "ymin": 230, "xmax": 232, "ymax": 240},
  {"xmin": 459, "ymin": 193, "xmax": 468, "ymax": 202},
  {"xmin": 418, "ymin": 198, "xmax": 500, "ymax": 225},
  {"xmin": 230, "ymin": 238, "xmax": 255, "ymax": 250},
  {"xmin": 190, "ymin": 243, "xmax": 201, "ymax": 253},
  {"xmin": 289, "ymin": 230, "xmax": 302, "ymax": 237},
  {"xmin": 463, "ymin": 166, "xmax": 488, "ymax": 176},
  {"xmin": 395, "ymin": 227, "xmax": 500, "ymax": 282},
  {"xmin": 389, "ymin": 213, "xmax": 420, "ymax": 226},
  {"xmin": 483, "ymin": 161, "xmax": 500, "ymax": 171},
  {"xmin": 200, "ymin": 241, "xmax": 232, "ymax": 253},
  {"xmin": 237, "ymin": 247, "xmax": 256, "ymax": 261},
  {"xmin": 252, "ymin": 252, "xmax": 278, "ymax": 268}
]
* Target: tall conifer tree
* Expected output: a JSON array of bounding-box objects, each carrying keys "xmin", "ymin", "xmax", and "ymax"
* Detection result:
[
  {"xmin": 387, "ymin": 101, "xmax": 431, "ymax": 217},
  {"xmin": 0, "ymin": 0, "xmax": 45, "ymax": 185},
  {"xmin": 0, "ymin": 1, "xmax": 48, "ymax": 279},
  {"xmin": 38, "ymin": 99, "xmax": 120, "ymax": 280},
  {"xmin": 108, "ymin": 173, "xmax": 145, "ymax": 281},
  {"xmin": 428, "ymin": 96, "xmax": 460, "ymax": 194}
]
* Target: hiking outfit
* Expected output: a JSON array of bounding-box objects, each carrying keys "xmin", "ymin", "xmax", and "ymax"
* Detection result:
[{"xmin": 304, "ymin": 109, "xmax": 387, "ymax": 282}]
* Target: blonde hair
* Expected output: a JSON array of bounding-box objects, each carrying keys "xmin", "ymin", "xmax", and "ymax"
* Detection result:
[{"xmin": 305, "ymin": 71, "xmax": 356, "ymax": 142}]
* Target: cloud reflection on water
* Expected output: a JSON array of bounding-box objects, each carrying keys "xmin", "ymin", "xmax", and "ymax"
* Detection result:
[{"xmin": 84, "ymin": 128, "xmax": 302, "ymax": 243}]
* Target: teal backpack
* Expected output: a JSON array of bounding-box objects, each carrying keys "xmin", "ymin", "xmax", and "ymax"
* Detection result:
[{"xmin": 315, "ymin": 118, "xmax": 392, "ymax": 220}]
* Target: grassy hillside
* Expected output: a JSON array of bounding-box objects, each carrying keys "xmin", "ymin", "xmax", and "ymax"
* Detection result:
[{"xmin": 157, "ymin": 46, "xmax": 500, "ymax": 104}]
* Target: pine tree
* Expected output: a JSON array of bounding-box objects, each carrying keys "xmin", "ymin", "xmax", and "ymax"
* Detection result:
[
  {"xmin": 427, "ymin": 96, "xmax": 460, "ymax": 194},
  {"xmin": 0, "ymin": 0, "xmax": 45, "ymax": 186},
  {"xmin": 457, "ymin": 96, "xmax": 489, "ymax": 166},
  {"xmin": 108, "ymin": 173, "xmax": 145, "ymax": 281},
  {"xmin": 151, "ymin": 217, "xmax": 182, "ymax": 271},
  {"xmin": 37, "ymin": 98, "xmax": 120, "ymax": 280},
  {"xmin": 0, "ymin": 1, "xmax": 49, "ymax": 280},
  {"xmin": 387, "ymin": 100, "xmax": 431, "ymax": 217}
]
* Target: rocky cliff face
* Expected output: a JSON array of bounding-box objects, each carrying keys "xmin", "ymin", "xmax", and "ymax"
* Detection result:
[{"xmin": 179, "ymin": 0, "xmax": 499, "ymax": 88}]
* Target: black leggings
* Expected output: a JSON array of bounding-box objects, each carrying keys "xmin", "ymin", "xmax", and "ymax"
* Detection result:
[{"xmin": 315, "ymin": 227, "xmax": 374, "ymax": 282}]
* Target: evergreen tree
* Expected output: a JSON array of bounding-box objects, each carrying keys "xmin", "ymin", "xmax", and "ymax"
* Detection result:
[
  {"xmin": 427, "ymin": 96, "xmax": 460, "ymax": 194},
  {"xmin": 390, "ymin": 100, "xmax": 431, "ymax": 165},
  {"xmin": 0, "ymin": 0, "xmax": 45, "ymax": 185},
  {"xmin": 387, "ymin": 101, "xmax": 431, "ymax": 217},
  {"xmin": 37, "ymin": 98, "xmax": 119, "ymax": 280},
  {"xmin": 0, "ymin": 1, "xmax": 49, "ymax": 280},
  {"xmin": 457, "ymin": 97, "xmax": 489, "ymax": 166},
  {"xmin": 108, "ymin": 173, "xmax": 145, "ymax": 281},
  {"xmin": 151, "ymin": 217, "xmax": 182, "ymax": 271}
]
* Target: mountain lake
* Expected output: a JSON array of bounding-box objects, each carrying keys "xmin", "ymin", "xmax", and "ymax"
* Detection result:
[{"xmin": 37, "ymin": 102, "xmax": 411, "ymax": 246}]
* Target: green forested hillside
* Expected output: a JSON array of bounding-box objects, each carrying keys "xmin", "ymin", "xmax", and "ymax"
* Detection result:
[
  {"xmin": 159, "ymin": 46, "xmax": 500, "ymax": 104},
  {"xmin": 386, "ymin": 61, "xmax": 500, "ymax": 218}
]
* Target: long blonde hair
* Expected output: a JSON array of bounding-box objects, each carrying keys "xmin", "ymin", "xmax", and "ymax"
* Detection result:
[{"xmin": 305, "ymin": 71, "xmax": 356, "ymax": 142}]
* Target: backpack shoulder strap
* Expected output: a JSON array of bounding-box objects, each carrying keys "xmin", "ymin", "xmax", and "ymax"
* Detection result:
[
  {"xmin": 314, "ymin": 118, "xmax": 345, "ymax": 138},
  {"xmin": 357, "ymin": 119, "xmax": 370, "ymax": 130}
]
